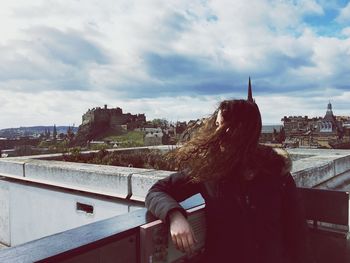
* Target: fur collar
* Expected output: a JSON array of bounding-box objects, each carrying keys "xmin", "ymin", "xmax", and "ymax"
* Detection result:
[{"xmin": 253, "ymin": 145, "xmax": 292, "ymax": 177}]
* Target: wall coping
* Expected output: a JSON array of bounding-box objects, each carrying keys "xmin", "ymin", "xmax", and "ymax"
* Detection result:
[{"xmin": 1, "ymin": 147, "xmax": 350, "ymax": 199}]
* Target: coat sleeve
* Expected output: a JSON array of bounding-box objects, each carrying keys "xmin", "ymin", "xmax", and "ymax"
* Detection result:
[
  {"xmin": 281, "ymin": 173, "xmax": 314, "ymax": 263},
  {"xmin": 145, "ymin": 172, "xmax": 201, "ymax": 223}
]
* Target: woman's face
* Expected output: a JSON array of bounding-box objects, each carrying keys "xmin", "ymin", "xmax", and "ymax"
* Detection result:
[
  {"xmin": 215, "ymin": 109, "xmax": 224, "ymax": 131},
  {"xmin": 216, "ymin": 110, "xmax": 226, "ymax": 152}
]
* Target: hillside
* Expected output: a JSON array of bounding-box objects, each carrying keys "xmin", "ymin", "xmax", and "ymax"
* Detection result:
[{"xmin": 0, "ymin": 126, "xmax": 78, "ymax": 139}]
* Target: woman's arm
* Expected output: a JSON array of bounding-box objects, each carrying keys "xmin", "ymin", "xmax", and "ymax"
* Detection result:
[
  {"xmin": 145, "ymin": 172, "xmax": 201, "ymax": 254},
  {"xmin": 168, "ymin": 210, "xmax": 198, "ymax": 254},
  {"xmin": 145, "ymin": 172, "xmax": 201, "ymax": 222}
]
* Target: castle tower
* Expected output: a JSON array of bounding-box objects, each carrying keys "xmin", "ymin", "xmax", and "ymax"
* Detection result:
[{"xmin": 247, "ymin": 77, "xmax": 254, "ymax": 102}]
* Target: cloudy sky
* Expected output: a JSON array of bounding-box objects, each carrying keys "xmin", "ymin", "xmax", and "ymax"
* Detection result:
[{"xmin": 1, "ymin": 0, "xmax": 350, "ymax": 128}]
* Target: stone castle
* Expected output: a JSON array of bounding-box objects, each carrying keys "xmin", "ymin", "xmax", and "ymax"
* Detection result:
[{"xmin": 82, "ymin": 105, "xmax": 146, "ymax": 130}]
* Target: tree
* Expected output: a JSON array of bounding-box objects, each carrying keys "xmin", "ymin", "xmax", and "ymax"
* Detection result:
[
  {"xmin": 277, "ymin": 127, "xmax": 286, "ymax": 143},
  {"xmin": 151, "ymin": 118, "xmax": 169, "ymax": 128},
  {"xmin": 45, "ymin": 128, "xmax": 51, "ymax": 139},
  {"xmin": 58, "ymin": 133, "xmax": 65, "ymax": 140},
  {"xmin": 53, "ymin": 124, "xmax": 57, "ymax": 142},
  {"xmin": 67, "ymin": 126, "xmax": 74, "ymax": 141}
]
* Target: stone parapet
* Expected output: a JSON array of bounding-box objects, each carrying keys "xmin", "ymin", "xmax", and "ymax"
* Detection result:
[
  {"xmin": 0, "ymin": 180, "xmax": 10, "ymax": 246},
  {"xmin": 0, "ymin": 148, "xmax": 350, "ymax": 201},
  {"xmin": 0, "ymin": 159, "xmax": 25, "ymax": 178},
  {"xmin": 24, "ymin": 160, "xmax": 137, "ymax": 199},
  {"xmin": 130, "ymin": 170, "xmax": 174, "ymax": 202}
]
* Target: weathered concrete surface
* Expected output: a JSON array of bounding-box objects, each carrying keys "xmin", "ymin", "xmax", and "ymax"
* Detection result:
[
  {"xmin": 0, "ymin": 159, "xmax": 25, "ymax": 178},
  {"xmin": 289, "ymin": 149, "xmax": 350, "ymax": 173},
  {"xmin": 130, "ymin": 170, "xmax": 173, "ymax": 202},
  {"xmin": 313, "ymin": 170, "xmax": 350, "ymax": 190},
  {"xmin": 2, "ymin": 180, "xmax": 143, "ymax": 247},
  {"xmin": 1, "ymin": 148, "xmax": 350, "ymax": 197},
  {"xmin": 0, "ymin": 180, "xmax": 10, "ymax": 246},
  {"xmin": 24, "ymin": 160, "xmax": 151, "ymax": 199},
  {"xmin": 288, "ymin": 149, "xmax": 350, "ymax": 188},
  {"xmin": 292, "ymin": 159, "xmax": 335, "ymax": 187}
]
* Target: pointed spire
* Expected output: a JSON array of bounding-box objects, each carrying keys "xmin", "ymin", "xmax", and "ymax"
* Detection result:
[{"xmin": 247, "ymin": 76, "xmax": 253, "ymax": 102}]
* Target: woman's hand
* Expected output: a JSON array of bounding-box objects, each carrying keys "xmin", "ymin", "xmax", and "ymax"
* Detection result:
[{"xmin": 169, "ymin": 210, "xmax": 197, "ymax": 254}]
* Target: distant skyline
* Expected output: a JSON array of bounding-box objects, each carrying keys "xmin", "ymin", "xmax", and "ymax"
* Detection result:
[{"xmin": 1, "ymin": 0, "xmax": 350, "ymax": 129}]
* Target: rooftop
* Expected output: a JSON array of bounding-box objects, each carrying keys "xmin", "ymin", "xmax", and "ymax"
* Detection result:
[{"xmin": 0, "ymin": 146, "xmax": 350, "ymax": 262}]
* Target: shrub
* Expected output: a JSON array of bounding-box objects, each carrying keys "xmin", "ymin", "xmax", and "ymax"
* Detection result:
[{"xmin": 61, "ymin": 149, "xmax": 174, "ymax": 170}]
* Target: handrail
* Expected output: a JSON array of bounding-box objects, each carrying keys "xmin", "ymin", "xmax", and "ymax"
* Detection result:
[
  {"xmin": 0, "ymin": 194, "xmax": 204, "ymax": 263},
  {"xmin": 0, "ymin": 209, "xmax": 147, "ymax": 263},
  {"xmin": 1, "ymin": 188, "xmax": 349, "ymax": 262}
]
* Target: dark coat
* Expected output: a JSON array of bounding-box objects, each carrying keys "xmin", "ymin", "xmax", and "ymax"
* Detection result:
[{"xmin": 145, "ymin": 146, "xmax": 312, "ymax": 263}]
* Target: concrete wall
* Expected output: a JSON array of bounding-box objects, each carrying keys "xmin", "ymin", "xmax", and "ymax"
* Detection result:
[
  {"xmin": 130, "ymin": 170, "xmax": 173, "ymax": 202},
  {"xmin": 0, "ymin": 156, "xmax": 172, "ymax": 247},
  {"xmin": 2, "ymin": 148, "xmax": 350, "ymax": 195},
  {"xmin": 292, "ymin": 158, "xmax": 335, "ymax": 187},
  {"xmin": 289, "ymin": 149, "xmax": 350, "ymax": 188},
  {"xmin": 0, "ymin": 155, "xmax": 174, "ymax": 201},
  {"xmin": 0, "ymin": 159, "xmax": 25, "ymax": 178},
  {"xmin": 0, "ymin": 180, "xmax": 10, "ymax": 246},
  {"xmin": 1, "ymin": 180, "xmax": 143, "ymax": 246},
  {"xmin": 24, "ymin": 160, "xmax": 135, "ymax": 198}
]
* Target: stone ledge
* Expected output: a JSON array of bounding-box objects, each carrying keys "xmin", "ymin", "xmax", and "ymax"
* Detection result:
[
  {"xmin": 24, "ymin": 160, "xmax": 141, "ymax": 199},
  {"xmin": 130, "ymin": 170, "xmax": 174, "ymax": 202},
  {"xmin": 1, "ymin": 148, "xmax": 350, "ymax": 199},
  {"xmin": 0, "ymin": 159, "xmax": 25, "ymax": 178}
]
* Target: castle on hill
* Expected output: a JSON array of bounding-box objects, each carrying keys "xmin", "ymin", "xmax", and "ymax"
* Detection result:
[{"xmin": 82, "ymin": 105, "xmax": 146, "ymax": 130}]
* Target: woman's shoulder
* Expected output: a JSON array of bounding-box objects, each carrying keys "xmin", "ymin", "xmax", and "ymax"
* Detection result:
[{"xmin": 254, "ymin": 145, "xmax": 292, "ymax": 177}]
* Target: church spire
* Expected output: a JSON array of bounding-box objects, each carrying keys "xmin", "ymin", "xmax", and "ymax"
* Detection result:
[
  {"xmin": 247, "ymin": 76, "xmax": 253, "ymax": 102},
  {"xmin": 327, "ymin": 100, "xmax": 332, "ymax": 111},
  {"xmin": 324, "ymin": 100, "xmax": 334, "ymax": 120}
]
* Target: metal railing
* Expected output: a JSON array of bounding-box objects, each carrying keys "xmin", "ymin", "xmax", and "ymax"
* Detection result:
[{"xmin": 1, "ymin": 189, "xmax": 350, "ymax": 263}]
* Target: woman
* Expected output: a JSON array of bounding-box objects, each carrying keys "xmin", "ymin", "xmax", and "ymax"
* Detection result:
[{"xmin": 146, "ymin": 99, "xmax": 311, "ymax": 263}]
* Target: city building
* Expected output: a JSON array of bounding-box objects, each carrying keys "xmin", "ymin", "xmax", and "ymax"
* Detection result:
[{"xmin": 282, "ymin": 101, "xmax": 348, "ymax": 148}]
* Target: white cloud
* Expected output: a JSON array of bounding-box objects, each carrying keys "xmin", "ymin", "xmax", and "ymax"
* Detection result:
[
  {"xmin": 1, "ymin": 86, "xmax": 348, "ymax": 129},
  {"xmin": 336, "ymin": 2, "xmax": 350, "ymax": 23},
  {"xmin": 0, "ymin": 0, "xmax": 349, "ymax": 128},
  {"xmin": 0, "ymin": 89, "xmax": 222, "ymax": 129},
  {"xmin": 298, "ymin": 0, "xmax": 324, "ymax": 15},
  {"xmin": 341, "ymin": 27, "xmax": 350, "ymax": 37}
]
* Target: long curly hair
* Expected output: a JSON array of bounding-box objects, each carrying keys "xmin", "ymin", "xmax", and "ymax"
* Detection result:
[{"xmin": 167, "ymin": 99, "xmax": 262, "ymax": 182}]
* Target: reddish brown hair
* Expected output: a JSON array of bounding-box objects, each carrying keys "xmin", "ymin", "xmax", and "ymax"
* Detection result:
[{"xmin": 167, "ymin": 99, "xmax": 262, "ymax": 182}]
